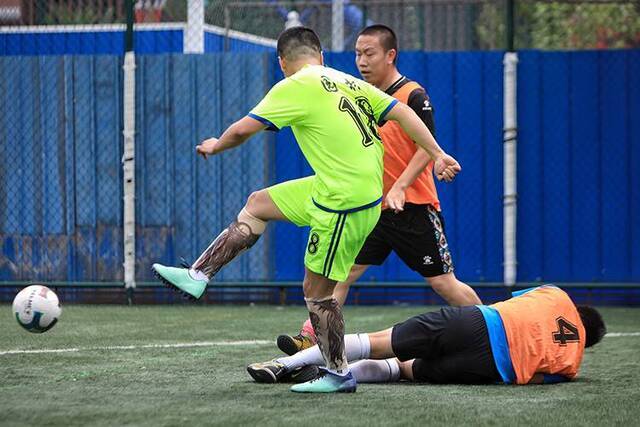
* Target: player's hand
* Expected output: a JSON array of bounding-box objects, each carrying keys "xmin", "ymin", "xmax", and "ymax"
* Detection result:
[
  {"xmin": 434, "ymin": 154, "xmax": 461, "ymax": 182},
  {"xmin": 385, "ymin": 185, "xmax": 406, "ymax": 213},
  {"xmin": 196, "ymin": 137, "xmax": 218, "ymax": 159}
]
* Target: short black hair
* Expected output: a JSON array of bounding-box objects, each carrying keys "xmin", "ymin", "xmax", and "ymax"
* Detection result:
[
  {"xmin": 357, "ymin": 24, "xmax": 399, "ymax": 63},
  {"xmin": 277, "ymin": 27, "xmax": 322, "ymax": 61},
  {"xmin": 577, "ymin": 305, "xmax": 606, "ymax": 348}
]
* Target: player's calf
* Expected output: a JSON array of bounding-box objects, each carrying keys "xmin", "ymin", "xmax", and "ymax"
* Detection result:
[
  {"xmin": 192, "ymin": 208, "xmax": 265, "ymax": 278},
  {"xmin": 155, "ymin": 208, "xmax": 265, "ymax": 300}
]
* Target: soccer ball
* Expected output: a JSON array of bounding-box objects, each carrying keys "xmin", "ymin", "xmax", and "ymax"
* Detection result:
[{"xmin": 12, "ymin": 285, "xmax": 61, "ymax": 333}]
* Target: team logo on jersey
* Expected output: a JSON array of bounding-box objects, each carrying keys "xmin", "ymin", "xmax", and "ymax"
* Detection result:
[
  {"xmin": 423, "ymin": 256, "xmax": 433, "ymax": 265},
  {"xmin": 321, "ymin": 76, "xmax": 338, "ymax": 92},
  {"xmin": 344, "ymin": 78, "xmax": 360, "ymax": 91}
]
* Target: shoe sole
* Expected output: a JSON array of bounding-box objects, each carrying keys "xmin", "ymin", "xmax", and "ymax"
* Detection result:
[
  {"xmin": 152, "ymin": 266, "xmax": 199, "ymax": 301},
  {"xmin": 277, "ymin": 335, "xmax": 301, "ymax": 356},
  {"xmin": 246, "ymin": 366, "xmax": 278, "ymax": 384},
  {"xmin": 291, "ymin": 385, "xmax": 357, "ymax": 393}
]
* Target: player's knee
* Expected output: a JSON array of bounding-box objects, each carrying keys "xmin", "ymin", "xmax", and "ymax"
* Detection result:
[
  {"xmin": 244, "ymin": 189, "xmax": 272, "ymax": 219},
  {"xmin": 427, "ymin": 273, "xmax": 454, "ymax": 294},
  {"xmin": 398, "ymin": 359, "xmax": 415, "ymax": 381},
  {"xmin": 348, "ymin": 264, "xmax": 368, "ymax": 280},
  {"xmin": 302, "ymin": 276, "xmax": 314, "ymax": 296},
  {"xmin": 245, "ymin": 190, "xmax": 262, "ymax": 211},
  {"xmin": 303, "ymin": 270, "xmax": 336, "ymax": 299}
]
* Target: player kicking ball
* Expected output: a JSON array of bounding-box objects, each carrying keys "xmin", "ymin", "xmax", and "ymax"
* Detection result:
[
  {"xmin": 277, "ymin": 24, "xmax": 480, "ymax": 357},
  {"xmin": 153, "ymin": 27, "xmax": 461, "ymax": 393},
  {"xmin": 248, "ymin": 286, "xmax": 606, "ymax": 386}
]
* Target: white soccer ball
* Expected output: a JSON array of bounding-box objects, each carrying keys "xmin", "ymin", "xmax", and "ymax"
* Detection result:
[{"xmin": 12, "ymin": 285, "xmax": 62, "ymax": 333}]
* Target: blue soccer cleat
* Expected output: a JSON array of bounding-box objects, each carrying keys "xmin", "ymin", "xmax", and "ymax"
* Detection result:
[{"xmin": 290, "ymin": 368, "xmax": 357, "ymax": 393}]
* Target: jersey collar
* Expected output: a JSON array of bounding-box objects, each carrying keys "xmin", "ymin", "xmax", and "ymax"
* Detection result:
[{"xmin": 385, "ymin": 76, "xmax": 410, "ymax": 96}]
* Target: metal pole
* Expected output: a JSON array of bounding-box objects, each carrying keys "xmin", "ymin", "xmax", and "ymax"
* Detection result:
[
  {"xmin": 124, "ymin": 0, "xmax": 134, "ymax": 52},
  {"xmin": 503, "ymin": 0, "xmax": 517, "ymax": 287},
  {"xmin": 418, "ymin": 3, "xmax": 425, "ymax": 51},
  {"xmin": 332, "ymin": 0, "xmax": 344, "ymax": 52},
  {"xmin": 185, "ymin": 0, "xmax": 205, "ymax": 53},
  {"xmin": 506, "ymin": 0, "xmax": 514, "ymax": 52},
  {"xmin": 362, "ymin": 3, "xmax": 368, "ymax": 30},
  {"xmin": 224, "ymin": 4, "xmax": 231, "ymax": 52},
  {"xmin": 123, "ymin": 0, "xmax": 136, "ymax": 302},
  {"xmin": 503, "ymin": 52, "xmax": 518, "ymax": 287}
]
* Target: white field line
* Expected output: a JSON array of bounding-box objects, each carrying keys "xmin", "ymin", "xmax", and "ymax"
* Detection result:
[
  {"xmin": 0, "ymin": 340, "xmax": 271, "ymax": 356},
  {"xmin": 603, "ymin": 332, "xmax": 640, "ymax": 337},
  {"xmin": 1, "ymin": 333, "xmax": 639, "ymax": 356}
]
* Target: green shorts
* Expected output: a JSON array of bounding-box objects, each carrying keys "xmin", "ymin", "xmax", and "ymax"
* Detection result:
[{"xmin": 267, "ymin": 176, "xmax": 381, "ymax": 282}]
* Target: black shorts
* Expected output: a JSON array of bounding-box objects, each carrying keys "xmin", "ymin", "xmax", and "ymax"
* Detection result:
[
  {"xmin": 391, "ymin": 306, "xmax": 501, "ymax": 384},
  {"xmin": 354, "ymin": 203, "xmax": 453, "ymax": 277}
]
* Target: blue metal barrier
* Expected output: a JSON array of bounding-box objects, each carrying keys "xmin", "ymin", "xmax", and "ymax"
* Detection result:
[
  {"xmin": 517, "ymin": 50, "xmax": 640, "ymax": 283},
  {"xmin": 0, "ymin": 49, "xmax": 638, "ymax": 284}
]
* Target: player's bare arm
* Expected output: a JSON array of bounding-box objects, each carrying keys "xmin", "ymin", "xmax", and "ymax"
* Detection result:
[
  {"xmin": 386, "ymin": 149, "xmax": 431, "ymax": 212},
  {"xmin": 384, "ymin": 102, "xmax": 461, "ymax": 182},
  {"xmin": 196, "ymin": 116, "xmax": 267, "ymax": 159}
]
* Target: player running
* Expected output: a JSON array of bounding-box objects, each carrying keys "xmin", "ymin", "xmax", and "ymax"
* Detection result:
[
  {"xmin": 277, "ymin": 24, "xmax": 480, "ymax": 357},
  {"xmin": 153, "ymin": 27, "xmax": 461, "ymax": 393},
  {"xmin": 248, "ymin": 286, "xmax": 606, "ymax": 386}
]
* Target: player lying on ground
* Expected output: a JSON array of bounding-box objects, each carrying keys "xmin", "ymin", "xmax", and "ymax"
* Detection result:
[
  {"xmin": 248, "ymin": 286, "xmax": 606, "ymax": 386},
  {"xmin": 153, "ymin": 27, "xmax": 461, "ymax": 393},
  {"xmin": 277, "ymin": 24, "xmax": 480, "ymax": 357}
]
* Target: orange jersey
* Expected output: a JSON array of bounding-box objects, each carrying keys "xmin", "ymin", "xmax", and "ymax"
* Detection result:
[
  {"xmin": 491, "ymin": 287, "xmax": 586, "ymax": 384},
  {"xmin": 379, "ymin": 80, "xmax": 440, "ymax": 210}
]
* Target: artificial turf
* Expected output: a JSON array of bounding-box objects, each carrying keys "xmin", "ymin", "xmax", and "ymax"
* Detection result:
[{"xmin": 1, "ymin": 305, "xmax": 639, "ymax": 426}]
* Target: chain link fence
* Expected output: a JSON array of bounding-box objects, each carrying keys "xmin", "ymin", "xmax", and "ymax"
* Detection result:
[
  {"xmin": 1, "ymin": 1, "xmax": 187, "ymax": 25},
  {"xmin": 2, "ymin": 1, "xmax": 637, "ymax": 52},
  {"xmin": 218, "ymin": 0, "xmax": 639, "ymax": 51},
  {"xmin": 0, "ymin": 0, "xmax": 638, "ymax": 289}
]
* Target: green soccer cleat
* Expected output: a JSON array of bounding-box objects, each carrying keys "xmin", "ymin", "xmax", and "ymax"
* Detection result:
[
  {"xmin": 152, "ymin": 263, "xmax": 207, "ymax": 300},
  {"xmin": 247, "ymin": 360, "xmax": 319, "ymax": 384},
  {"xmin": 277, "ymin": 333, "xmax": 317, "ymax": 356},
  {"xmin": 290, "ymin": 368, "xmax": 357, "ymax": 393}
]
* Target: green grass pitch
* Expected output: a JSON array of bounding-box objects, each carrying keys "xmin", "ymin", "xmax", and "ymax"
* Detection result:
[{"xmin": 1, "ymin": 304, "xmax": 639, "ymax": 426}]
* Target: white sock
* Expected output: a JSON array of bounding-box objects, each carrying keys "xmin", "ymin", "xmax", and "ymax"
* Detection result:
[
  {"xmin": 346, "ymin": 333, "xmax": 371, "ymax": 361},
  {"xmin": 277, "ymin": 333, "xmax": 371, "ymax": 370},
  {"xmin": 277, "ymin": 345, "xmax": 323, "ymax": 370},
  {"xmin": 350, "ymin": 358, "xmax": 401, "ymax": 383},
  {"xmin": 188, "ymin": 269, "xmax": 209, "ymax": 281}
]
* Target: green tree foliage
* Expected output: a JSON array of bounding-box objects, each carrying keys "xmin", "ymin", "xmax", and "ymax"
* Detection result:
[{"xmin": 477, "ymin": 1, "xmax": 640, "ymax": 50}]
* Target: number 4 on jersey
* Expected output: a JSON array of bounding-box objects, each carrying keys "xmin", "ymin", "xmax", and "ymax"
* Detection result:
[{"xmin": 552, "ymin": 317, "xmax": 580, "ymax": 345}]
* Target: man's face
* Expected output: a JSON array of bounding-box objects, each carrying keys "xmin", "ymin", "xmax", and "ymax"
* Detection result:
[{"xmin": 355, "ymin": 34, "xmax": 394, "ymax": 88}]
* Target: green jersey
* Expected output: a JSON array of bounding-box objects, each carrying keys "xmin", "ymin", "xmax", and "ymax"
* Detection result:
[{"xmin": 249, "ymin": 64, "xmax": 397, "ymax": 211}]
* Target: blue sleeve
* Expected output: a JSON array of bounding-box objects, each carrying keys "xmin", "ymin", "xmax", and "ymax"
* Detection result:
[
  {"xmin": 511, "ymin": 286, "xmax": 540, "ymax": 298},
  {"xmin": 512, "ymin": 284, "xmax": 561, "ymax": 298}
]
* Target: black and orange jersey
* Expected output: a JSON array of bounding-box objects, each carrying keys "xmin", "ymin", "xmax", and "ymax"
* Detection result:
[
  {"xmin": 479, "ymin": 286, "xmax": 586, "ymax": 384},
  {"xmin": 379, "ymin": 77, "xmax": 440, "ymax": 210}
]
